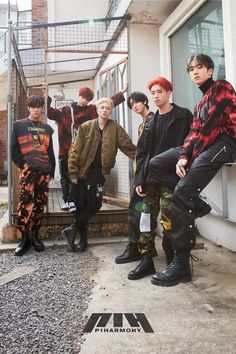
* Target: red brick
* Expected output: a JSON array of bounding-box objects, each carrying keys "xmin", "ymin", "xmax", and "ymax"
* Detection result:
[
  {"xmin": 2, "ymin": 225, "xmax": 21, "ymax": 243},
  {"xmin": 32, "ymin": 0, "xmax": 48, "ymax": 22}
]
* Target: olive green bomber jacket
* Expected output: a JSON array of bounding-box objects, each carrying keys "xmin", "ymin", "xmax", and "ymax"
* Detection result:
[{"xmin": 68, "ymin": 119, "xmax": 136, "ymax": 180}]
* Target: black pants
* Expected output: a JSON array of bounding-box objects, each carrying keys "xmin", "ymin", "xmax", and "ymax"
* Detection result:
[
  {"xmin": 59, "ymin": 155, "xmax": 72, "ymax": 203},
  {"xmin": 71, "ymin": 181, "xmax": 103, "ymax": 230},
  {"xmin": 148, "ymin": 135, "xmax": 236, "ymax": 254}
]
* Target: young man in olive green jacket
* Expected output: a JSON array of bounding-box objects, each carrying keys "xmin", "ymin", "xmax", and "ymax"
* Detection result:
[{"xmin": 62, "ymin": 97, "xmax": 136, "ymax": 252}]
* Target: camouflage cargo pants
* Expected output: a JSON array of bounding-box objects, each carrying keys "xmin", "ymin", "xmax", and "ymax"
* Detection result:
[
  {"xmin": 128, "ymin": 189, "xmax": 158, "ymax": 245},
  {"xmin": 138, "ymin": 183, "xmax": 173, "ymax": 255}
]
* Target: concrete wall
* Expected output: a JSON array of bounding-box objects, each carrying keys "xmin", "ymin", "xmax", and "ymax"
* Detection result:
[
  {"xmin": 47, "ymin": 0, "xmax": 109, "ymax": 23},
  {"xmin": 222, "ymin": 0, "xmax": 236, "ymax": 86},
  {"xmin": 129, "ymin": 23, "xmax": 159, "ymax": 142}
]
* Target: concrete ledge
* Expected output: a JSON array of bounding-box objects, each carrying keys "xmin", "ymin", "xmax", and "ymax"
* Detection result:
[
  {"xmin": 12, "ymin": 208, "xmax": 128, "ymax": 226},
  {"xmin": 0, "ymin": 236, "xmax": 129, "ymax": 253},
  {"xmin": 1, "ymin": 209, "xmax": 129, "ymax": 243}
]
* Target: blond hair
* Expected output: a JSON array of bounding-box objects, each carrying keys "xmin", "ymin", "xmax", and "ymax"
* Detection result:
[{"xmin": 96, "ymin": 97, "xmax": 114, "ymax": 110}]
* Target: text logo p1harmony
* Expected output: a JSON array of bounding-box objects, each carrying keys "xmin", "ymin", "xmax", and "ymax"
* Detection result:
[{"xmin": 83, "ymin": 313, "xmax": 154, "ymax": 333}]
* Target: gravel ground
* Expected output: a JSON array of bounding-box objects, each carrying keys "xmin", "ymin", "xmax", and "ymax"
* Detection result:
[{"xmin": 0, "ymin": 246, "xmax": 98, "ymax": 354}]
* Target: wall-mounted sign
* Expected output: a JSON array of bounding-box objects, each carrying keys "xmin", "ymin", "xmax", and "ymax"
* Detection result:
[{"xmin": 55, "ymin": 100, "xmax": 74, "ymax": 109}]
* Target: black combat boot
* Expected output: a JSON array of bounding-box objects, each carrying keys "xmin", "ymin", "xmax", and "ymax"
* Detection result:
[
  {"xmin": 195, "ymin": 198, "xmax": 211, "ymax": 218},
  {"xmin": 151, "ymin": 253, "xmax": 191, "ymax": 287},
  {"xmin": 128, "ymin": 252, "xmax": 155, "ymax": 280},
  {"xmin": 115, "ymin": 243, "xmax": 142, "ymax": 264},
  {"xmin": 162, "ymin": 232, "xmax": 174, "ymax": 266},
  {"xmin": 61, "ymin": 223, "xmax": 77, "ymax": 252},
  {"xmin": 31, "ymin": 229, "xmax": 45, "ymax": 252},
  {"xmin": 14, "ymin": 233, "xmax": 31, "ymax": 256},
  {"xmin": 77, "ymin": 228, "xmax": 88, "ymax": 252}
]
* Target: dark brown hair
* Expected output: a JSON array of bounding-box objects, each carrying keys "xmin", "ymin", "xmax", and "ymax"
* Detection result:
[
  {"xmin": 186, "ymin": 53, "xmax": 215, "ymax": 73},
  {"xmin": 27, "ymin": 95, "xmax": 45, "ymax": 108}
]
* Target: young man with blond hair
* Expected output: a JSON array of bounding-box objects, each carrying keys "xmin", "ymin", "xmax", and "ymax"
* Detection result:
[
  {"xmin": 62, "ymin": 97, "xmax": 136, "ymax": 252},
  {"xmin": 47, "ymin": 85, "xmax": 128, "ymax": 211}
]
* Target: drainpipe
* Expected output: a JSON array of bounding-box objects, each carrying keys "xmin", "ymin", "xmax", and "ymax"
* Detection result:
[
  {"xmin": 126, "ymin": 20, "xmax": 133, "ymax": 196},
  {"xmin": 7, "ymin": 20, "xmax": 13, "ymax": 225}
]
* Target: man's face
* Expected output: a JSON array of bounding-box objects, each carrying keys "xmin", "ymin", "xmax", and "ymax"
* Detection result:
[
  {"xmin": 129, "ymin": 99, "xmax": 146, "ymax": 115},
  {"xmin": 28, "ymin": 106, "xmax": 43, "ymax": 120},
  {"xmin": 188, "ymin": 59, "xmax": 213, "ymax": 86},
  {"xmin": 150, "ymin": 84, "xmax": 171, "ymax": 108},
  {"xmin": 97, "ymin": 102, "xmax": 112, "ymax": 119},
  {"xmin": 78, "ymin": 95, "xmax": 89, "ymax": 107}
]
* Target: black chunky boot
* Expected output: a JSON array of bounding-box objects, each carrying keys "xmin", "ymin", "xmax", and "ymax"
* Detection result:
[
  {"xmin": 115, "ymin": 243, "xmax": 142, "ymax": 264},
  {"xmin": 61, "ymin": 224, "xmax": 77, "ymax": 252},
  {"xmin": 128, "ymin": 252, "xmax": 155, "ymax": 280},
  {"xmin": 77, "ymin": 228, "xmax": 88, "ymax": 252},
  {"xmin": 151, "ymin": 253, "xmax": 191, "ymax": 287},
  {"xmin": 14, "ymin": 233, "xmax": 31, "ymax": 256},
  {"xmin": 31, "ymin": 230, "xmax": 45, "ymax": 252},
  {"xmin": 162, "ymin": 232, "xmax": 174, "ymax": 266}
]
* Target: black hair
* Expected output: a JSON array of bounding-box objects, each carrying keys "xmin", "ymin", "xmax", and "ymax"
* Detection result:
[
  {"xmin": 127, "ymin": 91, "xmax": 149, "ymax": 109},
  {"xmin": 27, "ymin": 95, "xmax": 45, "ymax": 108},
  {"xmin": 186, "ymin": 53, "xmax": 215, "ymax": 73}
]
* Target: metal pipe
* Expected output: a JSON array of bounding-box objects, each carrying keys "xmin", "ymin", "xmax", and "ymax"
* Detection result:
[
  {"xmin": 25, "ymin": 68, "xmax": 95, "ymax": 79},
  {"xmin": 22, "ymin": 55, "xmax": 101, "ymax": 67},
  {"xmin": 14, "ymin": 15, "xmax": 131, "ymax": 30},
  {"xmin": 28, "ymin": 78, "xmax": 91, "ymax": 88},
  {"xmin": 44, "ymin": 30, "xmax": 49, "ymax": 213},
  {"xmin": 8, "ymin": 0, "xmax": 10, "ymax": 20},
  {"xmin": 46, "ymin": 49, "xmax": 128, "ymax": 54},
  {"xmin": 7, "ymin": 20, "xmax": 13, "ymax": 225},
  {"xmin": 126, "ymin": 20, "xmax": 133, "ymax": 197}
]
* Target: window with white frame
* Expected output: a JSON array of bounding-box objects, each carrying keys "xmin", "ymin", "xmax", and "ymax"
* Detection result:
[{"xmin": 170, "ymin": 0, "xmax": 224, "ymax": 111}]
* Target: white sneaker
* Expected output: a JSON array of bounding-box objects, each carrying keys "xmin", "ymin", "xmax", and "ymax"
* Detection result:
[
  {"xmin": 69, "ymin": 202, "xmax": 76, "ymax": 212},
  {"xmin": 61, "ymin": 202, "xmax": 70, "ymax": 211}
]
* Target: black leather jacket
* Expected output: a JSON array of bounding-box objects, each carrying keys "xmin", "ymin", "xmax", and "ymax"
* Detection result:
[{"xmin": 134, "ymin": 103, "xmax": 193, "ymax": 186}]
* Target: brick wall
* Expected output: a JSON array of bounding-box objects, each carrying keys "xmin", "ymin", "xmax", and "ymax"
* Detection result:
[
  {"xmin": 31, "ymin": 0, "xmax": 48, "ymax": 47},
  {"xmin": 0, "ymin": 110, "xmax": 7, "ymax": 173},
  {"xmin": 32, "ymin": 0, "xmax": 48, "ymax": 23}
]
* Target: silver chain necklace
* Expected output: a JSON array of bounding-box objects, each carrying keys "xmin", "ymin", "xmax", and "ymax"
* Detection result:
[{"xmin": 28, "ymin": 117, "xmax": 42, "ymax": 146}]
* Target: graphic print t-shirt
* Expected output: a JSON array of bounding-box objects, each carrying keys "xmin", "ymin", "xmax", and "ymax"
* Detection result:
[{"xmin": 12, "ymin": 118, "xmax": 55, "ymax": 174}]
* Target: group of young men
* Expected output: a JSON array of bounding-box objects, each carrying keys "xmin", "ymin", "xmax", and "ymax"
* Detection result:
[{"xmin": 12, "ymin": 53, "xmax": 236, "ymax": 287}]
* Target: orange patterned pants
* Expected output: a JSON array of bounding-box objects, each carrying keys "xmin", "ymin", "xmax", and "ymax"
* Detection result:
[{"xmin": 16, "ymin": 165, "xmax": 50, "ymax": 235}]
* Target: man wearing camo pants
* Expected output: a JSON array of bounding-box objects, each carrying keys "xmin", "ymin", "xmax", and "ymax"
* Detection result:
[{"xmin": 127, "ymin": 76, "xmax": 193, "ymax": 280}]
